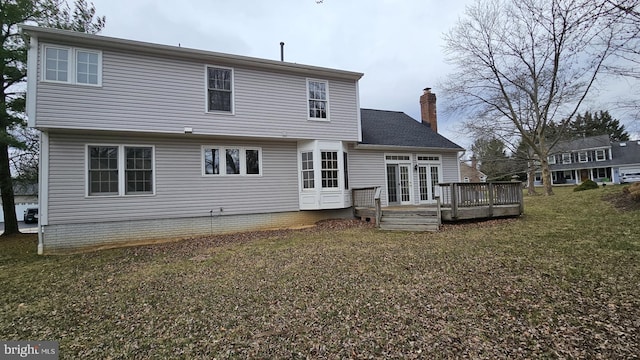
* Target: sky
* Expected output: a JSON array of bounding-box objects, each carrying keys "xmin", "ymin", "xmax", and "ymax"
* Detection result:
[{"xmin": 86, "ymin": 0, "xmax": 639, "ymax": 150}]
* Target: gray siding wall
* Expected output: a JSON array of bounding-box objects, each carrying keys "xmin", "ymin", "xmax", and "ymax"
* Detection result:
[
  {"xmin": 46, "ymin": 132, "xmax": 301, "ymax": 224},
  {"xmin": 349, "ymin": 148, "xmax": 389, "ymax": 206},
  {"xmin": 35, "ymin": 44, "xmax": 359, "ymax": 141},
  {"xmin": 441, "ymin": 152, "xmax": 461, "ymax": 182}
]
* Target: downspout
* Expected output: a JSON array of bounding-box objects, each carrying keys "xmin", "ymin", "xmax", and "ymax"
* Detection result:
[{"xmin": 22, "ymin": 31, "xmax": 44, "ymax": 254}]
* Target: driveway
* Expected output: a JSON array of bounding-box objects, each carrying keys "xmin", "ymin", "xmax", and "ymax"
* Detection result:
[{"xmin": 0, "ymin": 221, "xmax": 38, "ymax": 234}]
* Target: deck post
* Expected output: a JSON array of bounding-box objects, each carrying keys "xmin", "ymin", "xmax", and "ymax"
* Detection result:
[
  {"xmin": 488, "ymin": 183, "xmax": 494, "ymax": 217},
  {"xmin": 451, "ymin": 183, "xmax": 458, "ymax": 219},
  {"xmin": 435, "ymin": 196, "xmax": 442, "ymax": 226},
  {"xmin": 518, "ymin": 183, "xmax": 524, "ymax": 214},
  {"xmin": 374, "ymin": 187, "xmax": 382, "ymax": 227}
]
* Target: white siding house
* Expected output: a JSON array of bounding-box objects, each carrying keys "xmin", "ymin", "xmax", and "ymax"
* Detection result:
[{"xmin": 23, "ymin": 26, "xmax": 462, "ymax": 254}]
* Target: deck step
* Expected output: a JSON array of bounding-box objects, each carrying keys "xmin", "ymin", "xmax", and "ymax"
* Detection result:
[
  {"xmin": 380, "ymin": 223, "xmax": 439, "ymax": 231},
  {"xmin": 379, "ymin": 208, "xmax": 440, "ymax": 232}
]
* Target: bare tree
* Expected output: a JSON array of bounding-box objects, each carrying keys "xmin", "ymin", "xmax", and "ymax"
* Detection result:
[{"xmin": 442, "ymin": 0, "xmax": 639, "ymax": 195}]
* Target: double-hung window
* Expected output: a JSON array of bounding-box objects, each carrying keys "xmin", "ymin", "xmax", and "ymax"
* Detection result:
[
  {"xmin": 321, "ymin": 151, "xmax": 338, "ymax": 188},
  {"xmin": 562, "ymin": 153, "xmax": 572, "ymax": 164},
  {"xmin": 203, "ymin": 146, "xmax": 261, "ymax": 175},
  {"xmin": 88, "ymin": 146, "xmax": 119, "ymax": 195},
  {"xmin": 301, "ymin": 152, "xmax": 314, "ymax": 189},
  {"xmin": 88, "ymin": 145, "xmax": 154, "ymax": 196},
  {"xmin": 207, "ymin": 66, "xmax": 233, "ymax": 112},
  {"xmin": 548, "ymin": 155, "xmax": 556, "ymax": 164},
  {"xmin": 307, "ymin": 79, "xmax": 328, "ymax": 120},
  {"xmin": 125, "ymin": 147, "xmax": 154, "ymax": 194},
  {"xmin": 43, "ymin": 45, "xmax": 101, "ymax": 85},
  {"xmin": 595, "ymin": 149, "xmax": 606, "ymax": 161},
  {"xmin": 578, "ymin": 152, "xmax": 588, "ymax": 163}
]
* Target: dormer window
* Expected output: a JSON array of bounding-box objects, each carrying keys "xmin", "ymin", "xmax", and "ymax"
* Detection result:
[
  {"xmin": 595, "ymin": 149, "xmax": 606, "ymax": 161},
  {"xmin": 562, "ymin": 153, "xmax": 572, "ymax": 164}
]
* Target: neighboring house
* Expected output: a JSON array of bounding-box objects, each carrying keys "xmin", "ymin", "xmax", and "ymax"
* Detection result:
[
  {"xmin": 459, "ymin": 157, "xmax": 487, "ymax": 182},
  {"xmin": 22, "ymin": 25, "xmax": 462, "ymax": 253},
  {"xmin": 532, "ymin": 134, "xmax": 640, "ymax": 185},
  {"xmin": 0, "ymin": 182, "xmax": 38, "ymax": 223}
]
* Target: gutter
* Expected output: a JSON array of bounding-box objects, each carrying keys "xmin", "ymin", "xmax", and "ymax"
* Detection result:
[{"xmin": 353, "ymin": 143, "xmax": 464, "ymax": 153}]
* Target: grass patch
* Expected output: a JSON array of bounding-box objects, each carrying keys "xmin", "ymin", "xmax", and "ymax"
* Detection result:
[{"xmin": 1, "ymin": 186, "xmax": 639, "ymax": 358}]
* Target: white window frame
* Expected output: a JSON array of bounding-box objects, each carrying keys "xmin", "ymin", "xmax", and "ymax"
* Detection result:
[
  {"xmin": 42, "ymin": 45, "xmax": 102, "ymax": 86},
  {"xmin": 307, "ymin": 78, "xmax": 329, "ymax": 121},
  {"xmin": 578, "ymin": 152, "xmax": 588, "ymax": 163},
  {"xmin": 548, "ymin": 155, "xmax": 556, "ymax": 164},
  {"xmin": 320, "ymin": 150, "xmax": 339, "ymax": 189},
  {"xmin": 85, "ymin": 144, "xmax": 155, "ymax": 197},
  {"xmin": 43, "ymin": 46, "xmax": 69, "ymax": 83},
  {"xmin": 595, "ymin": 149, "xmax": 606, "ymax": 161},
  {"xmin": 201, "ymin": 146, "xmax": 262, "ymax": 176},
  {"xmin": 562, "ymin": 153, "xmax": 572, "ymax": 164},
  {"xmin": 205, "ymin": 65, "xmax": 234, "ymax": 114},
  {"xmin": 75, "ymin": 48, "xmax": 102, "ymax": 85},
  {"xmin": 300, "ymin": 151, "xmax": 315, "ymax": 190}
]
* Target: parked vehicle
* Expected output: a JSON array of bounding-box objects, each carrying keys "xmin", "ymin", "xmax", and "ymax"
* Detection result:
[
  {"xmin": 23, "ymin": 208, "xmax": 38, "ymax": 224},
  {"xmin": 621, "ymin": 173, "xmax": 640, "ymax": 184}
]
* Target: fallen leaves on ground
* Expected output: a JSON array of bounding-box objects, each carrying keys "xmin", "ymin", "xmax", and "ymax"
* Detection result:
[{"xmin": 1, "ymin": 187, "xmax": 639, "ymax": 359}]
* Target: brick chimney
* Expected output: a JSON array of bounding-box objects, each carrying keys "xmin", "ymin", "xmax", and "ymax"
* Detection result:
[{"xmin": 419, "ymin": 87, "xmax": 437, "ymax": 132}]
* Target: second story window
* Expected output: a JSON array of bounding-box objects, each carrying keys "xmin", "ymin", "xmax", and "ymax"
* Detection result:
[
  {"xmin": 76, "ymin": 50, "xmax": 100, "ymax": 85},
  {"xmin": 45, "ymin": 47, "xmax": 69, "ymax": 82},
  {"xmin": 207, "ymin": 67, "xmax": 233, "ymax": 113},
  {"xmin": 562, "ymin": 153, "xmax": 572, "ymax": 164},
  {"xmin": 43, "ymin": 45, "xmax": 101, "ymax": 85},
  {"xmin": 595, "ymin": 149, "xmax": 607, "ymax": 161},
  {"xmin": 578, "ymin": 152, "xmax": 588, "ymax": 163},
  {"xmin": 307, "ymin": 79, "xmax": 328, "ymax": 120}
]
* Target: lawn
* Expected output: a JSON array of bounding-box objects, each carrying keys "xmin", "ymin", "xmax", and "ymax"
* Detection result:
[{"xmin": 1, "ymin": 186, "xmax": 639, "ymax": 359}]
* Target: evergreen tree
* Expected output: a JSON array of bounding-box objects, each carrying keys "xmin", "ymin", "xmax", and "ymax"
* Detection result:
[
  {"xmin": 471, "ymin": 137, "xmax": 513, "ymax": 181},
  {"xmin": 569, "ymin": 110, "xmax": 630, "ymax": 141},
  {"xmin": 1, "ymin": 0, "xmax": 105, "ymax": 236}
]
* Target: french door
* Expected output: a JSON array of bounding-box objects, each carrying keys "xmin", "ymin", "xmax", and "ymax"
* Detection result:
[
  {"xmin": 386, "ymin": 164, "xmax": 411, "ymax": 205},
  {"xmin": 417, "ymin": 165, "xmax": 441, "ymax": 203}
]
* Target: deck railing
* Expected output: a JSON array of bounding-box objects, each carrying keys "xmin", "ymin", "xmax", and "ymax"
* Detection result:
[
  {"xmin": 439, "ymin": 182, "xmax": 524, "ymax": 219},
  {"xmin": 352, "ymin": 187, "xmax": 382, "ymax": 227}
]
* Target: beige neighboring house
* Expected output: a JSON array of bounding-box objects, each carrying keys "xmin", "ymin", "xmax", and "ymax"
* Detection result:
[{"xmin": 460, "ymin": 157, "xmax": 487, "ymax": 182}]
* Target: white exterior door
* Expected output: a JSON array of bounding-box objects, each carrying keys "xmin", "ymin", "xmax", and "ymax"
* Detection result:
[
  {"xmin": 417, "ymin": 164, "xmax": 442, "ymax": 203},
  {"xmin": 386, "ymin": 163, "xmax": 412, "ymax": 205}
]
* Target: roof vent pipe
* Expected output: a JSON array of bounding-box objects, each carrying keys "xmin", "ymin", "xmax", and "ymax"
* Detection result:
[{"xmin": 280, "ymin": 42, "xmax": 285, "ymax": 61}]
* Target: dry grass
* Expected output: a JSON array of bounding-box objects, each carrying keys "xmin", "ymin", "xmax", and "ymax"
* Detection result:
[{"xmin": 1, "ymin": 186, "xmax": 639, "ymax": 359}]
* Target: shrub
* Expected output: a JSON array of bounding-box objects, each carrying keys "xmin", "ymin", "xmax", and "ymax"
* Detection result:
[
  {"xmin": 627, "ymin": 183, "xmax": 640, "ymax": 202},
  {"xmin": 573, "ymin": 179, "xmax": 599, "ymax": 192}
]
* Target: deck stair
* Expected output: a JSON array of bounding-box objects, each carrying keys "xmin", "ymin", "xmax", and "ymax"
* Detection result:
[{"xmin": 379, "ymin": 207, "xmax": 440, "ymax": 232}]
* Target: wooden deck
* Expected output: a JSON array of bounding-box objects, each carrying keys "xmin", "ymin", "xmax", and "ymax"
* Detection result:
[{"xmin": 353, "ymin": 182, "xmax": 524, "ymax": 232}]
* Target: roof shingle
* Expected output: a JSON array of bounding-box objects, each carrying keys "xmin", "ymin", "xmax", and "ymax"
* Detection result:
[{"xmin": 360, "ymin": 109, "xmax": 463, "ymax": 150}]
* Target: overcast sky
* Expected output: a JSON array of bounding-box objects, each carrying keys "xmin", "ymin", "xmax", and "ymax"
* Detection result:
[{"xmin": 87, "ymin": 0, "xmax": 638, "ymax": 149}]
